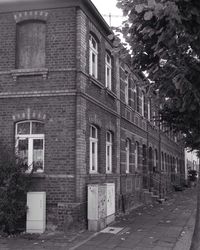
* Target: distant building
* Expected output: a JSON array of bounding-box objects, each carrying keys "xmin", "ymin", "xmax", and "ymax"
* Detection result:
[
  {"xmin": 0, "ymin": 0, "xmax": 185, "ymax": 231},
  {"xmin": 185, "ymin": 149, "xmax": 199, "ymax": 180}
]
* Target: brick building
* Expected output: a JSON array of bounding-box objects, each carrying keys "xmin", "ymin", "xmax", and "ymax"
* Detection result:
[{"xmin": 0, "ymin": 0, "xmax": 185, "ymax": 231}]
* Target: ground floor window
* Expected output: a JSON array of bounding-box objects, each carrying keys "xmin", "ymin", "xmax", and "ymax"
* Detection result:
[{"xmin": 15, "ymin": 121, "xmax": 44, "ymax": 172}]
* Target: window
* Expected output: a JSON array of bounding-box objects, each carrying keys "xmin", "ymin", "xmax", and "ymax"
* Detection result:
[
  {"xmin": 105, "ymin": 53, "xmax": 112, "ymax": 90},
  {"xmin": 89, "ymin": 34, "xmax": 98, "ymax": 79},
  {"xmin": 125, "ymin": 139, "xmax": 130, "ymax": 173},
  {"xmin": 136, "ymin": 87, "xmax": 140, "ymax": 112},
  {"xmin": 154, "ymin": 149, "xmax": 158, "ymax": 171},
  {"xmin": 106, "ymin": 131, "xmax": 112, "ymax": 173},
  {"xmin": 15, "ymin": 121, "xmax": 44, "ymax": 172},
  {"xmin": 125, "ymin": 73, "xmax": 129, "ymax": 104},
  {"xmin": 16, "ymin": 20, "xmax": 46, "ymax": 69},
  {"xmin": 90, "ymin": 125, "xmax": 98, "ymax": 173},
  {"xmin": 135, "ymin": 142, "xmax": 139, "ymax": 171},
  {"xmin": 161, "ymin": 152, "xmax": 164, "ymax": 171},
  {"xmin": 153, "ymin": 111, "xmax": 156, "ymax": 126},
  {"xmin": 141, "ymin": 91, "xmax": 145, "ymax": 116},
  {"xmin": 147, "ymin": 99, "xmax": 151, "ymax": 121}
]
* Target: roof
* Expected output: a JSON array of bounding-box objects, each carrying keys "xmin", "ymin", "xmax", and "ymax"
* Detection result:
[{"xmin": 0, "ymin": 0, "xmax": 112, "ymax": 35}]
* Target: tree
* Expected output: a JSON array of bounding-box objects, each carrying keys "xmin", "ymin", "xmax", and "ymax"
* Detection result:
[
  {"xmin": 116, "ymin": 0, "xmax": 200, "ymax": 249},
  {"xmin": 0, "ymin": 142, "xmax": 31, "ymax": 234}
]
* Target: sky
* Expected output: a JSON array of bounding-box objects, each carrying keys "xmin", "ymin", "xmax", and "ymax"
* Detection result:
[{"xmin": 91, "ymin": 0, "xmax": 124, "ymax": 28}]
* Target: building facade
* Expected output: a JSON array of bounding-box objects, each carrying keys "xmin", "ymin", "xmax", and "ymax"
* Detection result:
[{"xmin": 0, "ymin": 0, "xmax": 185, "ymax": 231}]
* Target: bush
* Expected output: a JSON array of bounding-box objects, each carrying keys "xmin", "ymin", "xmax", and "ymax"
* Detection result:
[
  {"xmin": 188, "ymin": 169, "xmax": 198, "ymax": 182},
  {"xmin": 0, "ymin": 143, "xmax": 31, "ymax": 234}
]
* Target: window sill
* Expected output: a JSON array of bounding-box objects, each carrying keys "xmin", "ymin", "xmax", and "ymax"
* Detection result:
[
  {"xmin": 105, "ymin": 88, "xmax": 117, "ymax": 99},
  {"xmin": 11, "ymin": 68, "xmax": 48, "ymax": 81},
  {"xmin": 89, "ymin": 76, "xmax": 104, "ymax": 89},
  {"xmin": 24, "ymin": 172, "xmax": 45, "ymax": 178}
]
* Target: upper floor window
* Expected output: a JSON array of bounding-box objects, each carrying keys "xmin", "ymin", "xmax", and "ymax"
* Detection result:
[
  {"xmin": 153, "ymin": 111, "xmax": 156, "ymax": 126},
  {"xmin": 89, "ymin": 34, "xmax": 98, "ymax": 79},
  {"xmin": 106, "ymin": 131, "xmax": 112, "ymax": 173},
  {"xmin": 16, "ymin": 20, "xmax": 46, "ymax": 69},
  {"xmin": 136, "ymin": 87, "xmax": 140, "ymax": 112},
  {"xmin": 141, "ymin": 91, "xmax": 145, "ymax": 117},
  {"xmin": 105, "ymin": 53, "xmax": 112, "ymax": 90},
  {"xmin": 135, "ymin": 141, "xmax": 139, "ymax": 171},
  {"xmin": 125, "ymin": 139, "xmax": 130, "ymax": 173},
  {"xmin": 125, "ymin": 73, "xmax": 129, "ymax": 105},
  {"xmin": 89, "ymin": 125, "xmax": 98, "ymax": 173},
  {"xmin": 15, "ymin": 121, "xmax": 44, "ymax": 172},
  {"xmin": 147, "ymin": 99, "xmax": 151, "ymax": 121}
]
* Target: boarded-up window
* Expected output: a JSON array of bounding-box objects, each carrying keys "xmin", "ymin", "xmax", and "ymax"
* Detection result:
[{"xmin": 16, "ymin": 20, "xmax": 46, "ymax": 69}]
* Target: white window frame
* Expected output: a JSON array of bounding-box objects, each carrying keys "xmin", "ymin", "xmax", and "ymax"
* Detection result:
[
  {"xmin": 89, "ymin": 34, "xmax": 98, "ymax": 79},
  {"xmin": 125, "ymin": 139, "xmax": 130, "ymax": 173},
  {"xmin": 154, "ymin": 149, "xmax": 157, "ymax": 169},
  {"xmin": 135, "ymin": 142, "xmax": 139, "ymax": 171},
  {"xmin": 125, "ymin": 73, "xmax": 129, "ymax": 105},
  {"xmin": 106, "ymin": 131, "xmax": 112, "ymax": 173},
  {"xmin": 141, "ymin": 91, "xmax": 145, "ymax": 117},
  {"xmin": 153, "ymin": 111, "xmax": 156, "ymax": 126},
  {"xmin": 89, "ymin": 125, "xmax": 98, "ymax": 173},
  {"xmin": 15, "ymin": 120, "xmax": 44, "ymax": 173},
  {"xmin": 105, "ymin": 53, "xmax": 112, "ymax": 90},
  {"xmin": 147, "ymin": 99, "xmax": 151, "ymax": 121}
]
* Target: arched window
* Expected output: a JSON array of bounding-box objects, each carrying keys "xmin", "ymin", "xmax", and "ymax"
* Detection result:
[
  {"xmin": 135, "ymin": 142, "xmax": 139, "ymax": 171},
  {"xmin": 141, "ymin": 91, "xmax": 145, "ymax": 117},
  {"xmin": 89, "ymin": 125, "xmax": 98, "ymax": 173},
  {"xmin": 15, "ymin": 121, "xmax": 45, "ymax": 172},
  {"xmin": 125, "ymin": 139, "xmax": 131, "ymax": 173},
  {"xmin": 16, "ymin": 20, "xmax": 46, "ymax": 69},
  {"xmin": 154, "ymin": 149, "xmax": 158, "ymax": 171},
  {"xmin": 161, "ymin": 152, "xmax": 164, "ymax": 171},
  {"xmin": 125, "ymin": 72, "xmax": 129, "ymax": 105},
  {"xmin": 147, "ymin": 99, "xmax": 151, "ymax": 121},
  {"xmin": 89, "ymin": 34, "xmax": 98, "ymax": 78},
  {"xmin": 106, "ymin": 131, "xmax": 112, "ymax": 173},
  {"xmin": 105, "ymin": 52, "xmax": 112, "ymax": 90}
]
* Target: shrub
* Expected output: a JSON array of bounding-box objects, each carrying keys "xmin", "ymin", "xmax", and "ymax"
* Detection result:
[{"xmin": 0, "ymin": 143, "xmax": 31, "ymax": 234}]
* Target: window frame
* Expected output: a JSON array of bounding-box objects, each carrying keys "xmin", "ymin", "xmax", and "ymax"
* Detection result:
[
  {"xmin": 125, "ymin": 139, "xmax": 130, "ymax": 173},
  {"xmin": 16, "ymin": 20, "xmax": 46, "ymax": 69},
  {"xmin": 135, "ymin": 141, "xmax": 139, "ymax": 171},
  {"xmin": 106, "ymin": 131, "xmax": 112, "ymax": 173},
  {"xmin": 141, "ymin": 91, "xmax": 145, "ymax": 117},
  {"xmin": 89, "ymin": 125, "xmax": 98, "ymax": 173},
  {"xmin": 105, "ymin": 52, "xmax": 112, "ymax": 90},
  {"xmin": 125, "ymin": 73, "xmax": 129, "ymax": 105},
  {"xmin": 147, "ymin": 99, "xmax": 151, "ymax": 121},
  {"xmin": 89, "ymin": 34, "xmax": 98, "ymax": 79},
  {"xmin": 15, "ymin": 120, "xmax": 45, "ymax": 173}
]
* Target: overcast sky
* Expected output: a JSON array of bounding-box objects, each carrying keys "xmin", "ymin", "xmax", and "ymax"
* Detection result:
[{"xmin": 91, "ymin": 0, "xmax": 124, "ymax": 27}]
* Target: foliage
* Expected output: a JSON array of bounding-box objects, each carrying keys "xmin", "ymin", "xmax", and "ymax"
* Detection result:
[
  {"xmin": 116, "ymin": 0, "xmax": 200, "ymax": 150},
  {"xmin": 188, "ymin": 169, "xmax": 198, "ymax": 182},
  {"xmin": 0, "ymin": 142, "xmax": 31, "ymax": 234}
]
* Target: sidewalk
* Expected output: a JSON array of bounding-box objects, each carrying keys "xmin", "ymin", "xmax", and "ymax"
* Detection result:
[
  {"xmin": 73, "ymin": 188, "xmax": 196, "ymax": 250},
  {"xmin": 0, "ymin": 188, "xmax": 196, "ymax": 250}
]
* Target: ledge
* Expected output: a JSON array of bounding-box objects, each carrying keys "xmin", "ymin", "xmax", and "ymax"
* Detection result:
[
  {"xmin": 105, "ymin": 88, "xmax": 117, "ymax": 99},
  {"xmin": 11, "ymin": 68, "xmax": 48, "ymax": 81},
  {"xmin": 89, "ymin": 76, "xmax": 104, "ymax": 89},
  {"xmin": 24, "ymin": 172, "xmax": 46, "ymax": 178}
]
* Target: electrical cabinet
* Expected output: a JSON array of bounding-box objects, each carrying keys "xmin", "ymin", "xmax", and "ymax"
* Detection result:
[
  {"xmin": 26, "ymin": 192, "xmax": 46, "ymax": 234},
  {"xmin": 87, "ymin": 183, "xmax": 115, "ymax": 231}
]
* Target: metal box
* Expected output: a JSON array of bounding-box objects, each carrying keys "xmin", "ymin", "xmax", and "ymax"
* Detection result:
[{"xmin": 26, "ymin": 192, "xmax": 46, "ymax": 234}]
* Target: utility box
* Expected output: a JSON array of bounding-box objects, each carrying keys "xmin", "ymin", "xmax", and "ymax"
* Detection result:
[
  {"xmin": 105, "ymin": 183, "xmax": 115, "ymax": 225},
  {"xmin": 87, "ymin": 184, "xmax": 106, "ymax": 231},
  {"xmin": 87, "ymin": 183, "xmax": 115, "ymax": 232},
  {"xmin": 26, "ymin": 192, "xmax": 46, "ymax": 234}
]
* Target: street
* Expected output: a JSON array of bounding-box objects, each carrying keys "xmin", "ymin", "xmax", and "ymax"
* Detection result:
[{"xmin": 0, "ymin": 188, "xmax": 196, "ymax": 250}]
